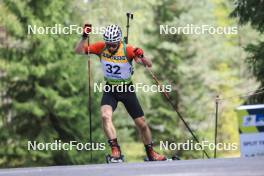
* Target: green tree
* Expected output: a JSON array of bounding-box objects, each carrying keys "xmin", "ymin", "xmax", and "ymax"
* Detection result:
[
  {"xmin": 231, "ymin": 0, "xmax": 264, "ymax": 103},
  {"xmin": 0, "ymin": 0, "xmax": 104, "ymax": 167}
]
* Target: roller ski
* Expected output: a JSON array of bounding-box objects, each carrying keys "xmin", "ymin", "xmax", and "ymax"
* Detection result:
[
  {"xmin": 144, "ymin": 154, "xmax": 181, "ymax": 161},
  {"xmin": 106, "ymin": 139, "xmax": 125, "ymax": 164},
  {"xmin": 105, "ymin": 154, "xmax": 125, "ymax": 163}
]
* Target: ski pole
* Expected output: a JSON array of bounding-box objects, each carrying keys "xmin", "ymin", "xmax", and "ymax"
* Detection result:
[
  {"xmin": 124, "ymin": 12, "xmax": 210, "ymax": 159},
  {"xmin": 145, "ymin": 66, "xmax": 210, "ymax": 159},
  {"xmin": 214, "ymin": 95, "xmax": 220, "ymax": 158},
  {"xmin": 85, "ymin": 23, "xmax": 93, "ymax": 162},
  {"xmin": 124, "ymin": 12, "xmax": 133, "ymax": 44}
]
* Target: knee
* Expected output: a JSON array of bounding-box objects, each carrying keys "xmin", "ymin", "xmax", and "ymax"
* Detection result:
[
  {"xmin": 101, "ymin": 110, "xmax": 112, "ymax": 123},
  {"xmin": 137, "ymin": 120, "xmax": 149, "ymax": 132}
]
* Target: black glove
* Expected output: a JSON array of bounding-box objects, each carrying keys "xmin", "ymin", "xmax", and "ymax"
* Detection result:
[{"xmin": 82, "ymin": 24, "xmax": 92, "ymax": 39}]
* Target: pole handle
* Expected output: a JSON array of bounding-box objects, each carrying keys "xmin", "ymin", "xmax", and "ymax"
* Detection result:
[{"xmin": 125, "ymin": 12, "xmax": 134, "ymax": 44}]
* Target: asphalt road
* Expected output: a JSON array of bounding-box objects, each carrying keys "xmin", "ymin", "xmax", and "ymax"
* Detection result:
[{"xmin": 0, "ymin": 157, "xmax": 263, "ymax": 176}]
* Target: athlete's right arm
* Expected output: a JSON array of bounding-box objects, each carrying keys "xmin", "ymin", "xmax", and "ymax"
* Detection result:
[
  {"xmin": 74, "ymin": 24, "xmax": 105, "ymax": 55},
  {"xmin": 75, "ymin": 40, "xmax": 105, "ymax": 55},
  {"xmin": 75, "ymin": 24, "xmax": 91, "ymax": 54}
]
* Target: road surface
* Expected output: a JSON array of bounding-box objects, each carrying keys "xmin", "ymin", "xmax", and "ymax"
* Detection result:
[{"xmin": 0, "ymin": 157, "xmax": 263, "ymax": 176}]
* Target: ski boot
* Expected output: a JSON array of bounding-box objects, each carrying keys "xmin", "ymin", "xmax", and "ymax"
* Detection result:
[
  {"xmin": 144, "ymin": 143, "xmax": 167, "ymax": 161},
  {"xmin": 106, "ymin": 139, "xmax": 125, "ymax": 163}
]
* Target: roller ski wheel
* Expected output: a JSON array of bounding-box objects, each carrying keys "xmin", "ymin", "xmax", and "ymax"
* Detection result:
[
  {"xmin": 144, "ymin": 155, "xmax": 180, "ymax": 162},
  {"xmin": 144, "ymin": 156, "xmax": 170, "ymax": 162},
  {"xmin": 172, "ymin": 155, "xmax": 181, "ymax": 160},
  {"xmin": 105, "ymin": 154, "xmax": 125, "ymax": 164}
]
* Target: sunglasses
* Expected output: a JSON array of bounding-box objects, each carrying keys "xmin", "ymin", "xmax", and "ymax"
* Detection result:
[{"xmin": 106, "ymin": 42, "xmax": 119, "ymax": 49}]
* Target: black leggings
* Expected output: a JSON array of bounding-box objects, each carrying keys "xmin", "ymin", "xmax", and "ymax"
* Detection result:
[{"xmin": 101, "ymin": 83, "xmax": 144, "ymax": 119}]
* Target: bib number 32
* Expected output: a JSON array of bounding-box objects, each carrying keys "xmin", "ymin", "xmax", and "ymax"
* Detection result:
[{"xmin": 105, "ymin": 64, "xmax": 121, "ymax": 74}]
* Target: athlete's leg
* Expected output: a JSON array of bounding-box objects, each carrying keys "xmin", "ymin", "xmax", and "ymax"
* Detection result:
[
  {"xmin": 121, "ymin": 89, "xmax": 166, "ymax": 161},
  {"xmin": 134, "ymin": 116, "xmax": 166, "ymax": 161},
  {"xmin": 100, "ymin": 105, "xmax": 116, "ymax": 139},
  {"xmin": 120, "ymin": 90, "xmax": 152, "ymax": 144},
  {"xmin": 134, "ymin": 117, "xmax": 152, "ymax": 145},
  {"xmin": 101, "ymin": 91, "xmax": 121, "ymax": 158}
]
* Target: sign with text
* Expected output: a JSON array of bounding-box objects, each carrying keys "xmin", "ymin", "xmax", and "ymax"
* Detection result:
[{"xmin": 237, "ymin": 104, "xmax": 264, "ymax": 157}]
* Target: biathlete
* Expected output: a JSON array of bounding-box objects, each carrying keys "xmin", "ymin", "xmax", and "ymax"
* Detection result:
[{"xmin": 75, "ymin": 24, "xmax": 166, "ymax": 162}]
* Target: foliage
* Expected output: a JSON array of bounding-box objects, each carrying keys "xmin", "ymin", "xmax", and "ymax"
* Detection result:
[{"xmin": 231, "ymin": 0, "xmax": 264, "ymax": 103}]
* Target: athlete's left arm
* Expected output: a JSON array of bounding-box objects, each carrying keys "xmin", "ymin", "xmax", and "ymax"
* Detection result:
[{"xmin": 126, "ymin": 46, "xmax": 152, "ymax": 67}]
